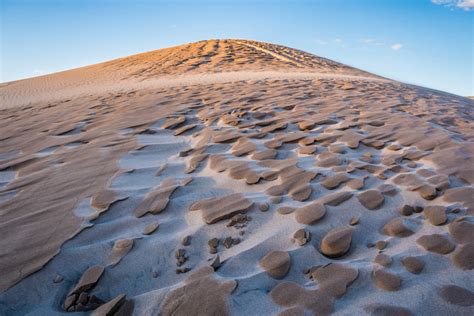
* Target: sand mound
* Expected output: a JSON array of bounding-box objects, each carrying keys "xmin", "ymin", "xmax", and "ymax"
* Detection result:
[
  {"xmin": 160, "ymin": 267, "xmax": 237, "ymax": 315},
  {"xmin": 320, "ymin": 227, "xmax": 354, "ymax": 258},
  {"xmin": 259, "ymin": 250, "xmax": 291, "ymax": 279}
]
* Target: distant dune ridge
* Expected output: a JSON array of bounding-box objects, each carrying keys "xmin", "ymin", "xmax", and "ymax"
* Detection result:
[
  {"xmin": 0, "ymin": 39, "xmax": 380, "ymax": 110},
  {"xmin": 0, "ymin": 39, "xmax": 473, "ymax": 315}
]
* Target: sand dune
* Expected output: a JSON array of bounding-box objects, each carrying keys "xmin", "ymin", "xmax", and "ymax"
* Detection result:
[
  {"xmin": 0, "ymin": 40, "xmax": 379, "ymax": 110},
  {"xmin": 0, "ymin": 39, "xmax": 473, "ymax": 315}
]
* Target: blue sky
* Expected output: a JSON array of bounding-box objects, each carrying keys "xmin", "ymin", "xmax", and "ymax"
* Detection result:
[{"xmin": 1, "ymin": 0, "xmax": 473, "ymax": 96}]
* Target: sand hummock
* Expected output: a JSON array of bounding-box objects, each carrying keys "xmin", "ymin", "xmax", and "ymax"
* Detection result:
[{"xmin": 0, "ymin": 39, "xmax": 473, "ymax": 315}]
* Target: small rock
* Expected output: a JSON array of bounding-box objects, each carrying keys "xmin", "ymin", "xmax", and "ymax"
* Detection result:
[
  {"xmin": 179, "ymin": 147, "xmax": 193, "ymax": 157},
  {"xmin": 347, "ymin": 178, "xmax": 365, "ymax": 190},
  {"xmin": 320, "ymin": 227, "xmax": 353, "ymax": 258},
  {"xmin": 181, "ymin": 235, "xmax": 192, "ymax": 246},
  {"xmin": 450, "ymin": 207, "xmax": 461, "ymax": 214},
  {"xmin": 387, "ymin": 143, "xmax": 402, "ymax": 151},
  {"xmin": 210, "ymin": 255, "xmax": 221, "ymax": 270},
  {"xmin": 258, "ymin": 202, "xmax": 269, "ymax": 212},
  {"xmin": 277, "ymin": 206, "xmax": 296, "ymax": 215},
  {"xmin": 376, "ymin": 240, "xmax": 388, "ymax": 250},
  {"xmin": 438, "ymin": 285, "xmax": 474, "ymax": 307},
  {"xmin": 208, "ymin": 238, "xmax": 219, "ymax": 254},
  {"xmin": 175, "ymin": 249, "xmax": 186, "ymax": 259},
  {"xmin": 53, "ymin": 275, "xmax": 64, "ymax": 283},
  {"xmin": 299, "ymin": 146, "xmax": 316, "ymax": 155},
  {"xmin": 374, "ymin": 253, "xmax": 392, "ymax": 267},
  {"xmin": 175, "ymin": 249, "xmax": 187, "ymax": 266},
  {"xmin": 399, "ymin": 205, "xmax": 414, "ymax": 216},
  {"xmin": 321, "ymin": 173, "xmax": 350, "ymax": 190},
  {"xmin": 417, "ymin": 234, "xmax": 455, "ymax": 254},
  {"xmin": 449, "ymin": 218, "xmax": 474, "ymax": 244},
  {"xmin": 373, "ymin": 269, "xmax": 401, "ymax": 291},
  {"xmin": 308, "ymin": 262, "xmax": 359, "ymax": 298},
  {"xmin": 64, "ymin": 294, "xmax": 78, "ymax": 310},
  {"xmin": 424, "ymin": 205, "xmax": 447, "ymax": 226},
  {"xmin": 91, "ymin": 294, "xmax": 126, "ymax": 316},
  {"xmin": 357, "ymin": 190, "xmax": 384, "ymax": 210},
  {"xmin": 270, "ymin": 196, "xmax": 282, "ymax": 204},
  {"xmin": 223, "ymin": 237, "xmax": 234, "ymax": 249},
  {"xmin": 176, "ymin": 267, "xmax": 191, "ymax": 274},
  {"xmin": 418, "ymin": 184, "xmax": 437, "ymax": 200},
  {"xmin": 227, "ymin": 214, "xmax": 251, "ymax": 227},
  {"xmin": 413, "ymin": 206, "xmax": 424, "ymax": 213},
  {"xmin": 377, "ymin": 184, "xmax": 398, "ymax": 195},
  {"xmin": 208, "ymin": 238, "xmax": 219, "ymax": 248},
  {"xmin": 349, "ymin": 217, "xmax": 359, "ymax": 225},
  {"xmin": 401, "ymin": 256, "xmax": 424, "ymax": 274},
  {"xmin": 293, "ymin": 229, "xmax": 311, "ymax": 246},
  {"xmin": 143, "ymin": 221, "xmax": 159, "ymax": 235},
  {"xmin": 68, "ymin": 266, "xmax": 104, "ymax": 296},
  {"xmin": 108, "ymin": 239, "xmax": 134, "ymax": 266},
  {"xmin": 382, "ymin": 218, "xmax": 413, "ymax": 237},
  {"xmin": 322, "ymin": 191, "xmax": 353, "ymax": 206},
  {"xmin": 77, "ymin": 292, "xmax": 89, "ymax": 305},
  {"xmin": 259, "ymin": 250, "xmax": 291, "ymax": 279},
  {"xmin": 452, "ymin": 243, "xmax": 474, "ymax": 270},
  {"xmin": 294, "ymin": 202, "xmax": 326, "ymax": 225}
]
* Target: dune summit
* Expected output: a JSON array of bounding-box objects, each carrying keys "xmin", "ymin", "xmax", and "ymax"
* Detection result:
[{"xmin": 0, "ymin": 39, "xmax": 473, "ymax": 315}]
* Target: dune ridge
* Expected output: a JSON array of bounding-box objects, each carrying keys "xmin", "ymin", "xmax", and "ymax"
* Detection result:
[{"xmin": 0, "ymin": 39, "xmax": 380, "ymax": 110}]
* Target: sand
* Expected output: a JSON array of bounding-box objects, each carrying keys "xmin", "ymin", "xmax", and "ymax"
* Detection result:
[{"xmin": 0, "ymin": 39, "xmax": 473, "ymax": 315}]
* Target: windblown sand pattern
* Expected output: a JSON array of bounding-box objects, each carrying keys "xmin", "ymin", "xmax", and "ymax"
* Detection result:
[{"xmin": 0, "ymin": 39, "xmax": 473, "ymax": 315}]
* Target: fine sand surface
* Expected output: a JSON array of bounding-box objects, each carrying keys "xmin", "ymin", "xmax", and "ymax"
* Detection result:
[{"xmin": 0, "ymin": 39, "xmax": 473, "ymax": 315}]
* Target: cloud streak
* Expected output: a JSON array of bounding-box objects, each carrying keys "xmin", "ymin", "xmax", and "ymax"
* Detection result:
[
  {"xmin": 391, "ymin": 43, "xmax": 403, "ymax": 50},
  {"xmin": 431, "ymin": 0, "xmax": 474, "ymax": 10}
]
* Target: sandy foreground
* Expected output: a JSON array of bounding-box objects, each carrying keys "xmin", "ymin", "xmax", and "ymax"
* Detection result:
[{"xmin": 0, "ymin": 39, "xmax": 473, "ymax": 315}]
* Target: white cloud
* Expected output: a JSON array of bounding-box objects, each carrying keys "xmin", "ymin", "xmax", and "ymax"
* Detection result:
[
  {"xmin": 458, "ymin": 0, "xmax": 474, "ymax": 8},
  {"xmin": 391, "ymin": 43, "xmax": 403, "ymax": 50},
  {"xmin": 315, "ymin": 39, "xmax": 328, "ymax": 45},
  {"xmin": 431, "ymin": 0, "xmax": 474, "ymax": 10},
  {"xmin": 333, "ymin": 38, "xmax": 342, "ymax": 43},
  {"xmin": 360, "ymin": 38, "xmax": 375, "ymax": 43}
]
